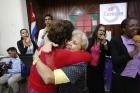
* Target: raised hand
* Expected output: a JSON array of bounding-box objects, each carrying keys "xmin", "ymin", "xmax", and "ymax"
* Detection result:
[{"xmin": 41, "ymin": 40, "xmax": 58, "ymax": 53}]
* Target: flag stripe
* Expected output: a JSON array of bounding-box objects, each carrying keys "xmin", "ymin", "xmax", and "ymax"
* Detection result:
[
  {"xmin": 31, "ymin": 21, "xmax": 37, "ymax": 40},
  {"xmin": 29, "ymin": 3, "xmax": 37, "ymax": 40}
]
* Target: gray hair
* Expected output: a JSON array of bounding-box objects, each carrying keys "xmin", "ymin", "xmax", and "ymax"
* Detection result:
[{"xmin": 72, "ymin": 29, "xmax": 89, "ymax": 50}]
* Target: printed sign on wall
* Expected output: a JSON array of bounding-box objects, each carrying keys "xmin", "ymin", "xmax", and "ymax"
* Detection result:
[{"xmin": 100, "ymin": 2, "xmax": 127, "ymax": 25}]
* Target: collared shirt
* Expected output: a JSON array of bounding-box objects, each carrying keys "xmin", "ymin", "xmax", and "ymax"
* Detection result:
[
  {"xmin": 121, "ymin": 35, "xmax": 135, "ymax": 52},
  {"xmin": 37, "ymin": 28, "xmax": 48, "ymax": 47},
  {"xmin": 54, "ymin": 69, "xmax": 70, "ymax": 84},
  {"xmin": 121, "ymin": 35, "xmax": 140, "ymax": 78},
  {"xmin": 6, "ymin": 57, "xmax": 21, "ymax": 74}
]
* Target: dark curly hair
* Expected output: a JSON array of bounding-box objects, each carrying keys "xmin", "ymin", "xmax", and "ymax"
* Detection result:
[
  {"xmin": 47, "ymin": 20, "xmax": 74, "ymax": 48},
  {"xmin": 121, "ymin": 17, "xmax": 139, "ymax": 35},
  {"xmin": 44, "ymin": 14, "xmax": 53, "ymax": 20},
  {"xmin": 121, "ymin": 17, "xmax": 138, "ymax": 29},
  {"xmin": 7, "ymin": 47, "xmax": 17, "ymax": 52}
]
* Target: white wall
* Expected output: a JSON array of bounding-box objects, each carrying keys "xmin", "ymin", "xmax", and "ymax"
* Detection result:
[{"xmin": 0, "ymin": 0, "xmax": 29, "ymax": 55}]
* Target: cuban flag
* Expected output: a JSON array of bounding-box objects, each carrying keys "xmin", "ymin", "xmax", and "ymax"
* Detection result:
[{"xmin": 30, "ymin": 3, "xmax": 37, "ymax": 40}]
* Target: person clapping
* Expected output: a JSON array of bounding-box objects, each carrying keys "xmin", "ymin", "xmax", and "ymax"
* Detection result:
[{"xmin": 17, "ymin": 29, "xmax": 37, "ymax": 56}]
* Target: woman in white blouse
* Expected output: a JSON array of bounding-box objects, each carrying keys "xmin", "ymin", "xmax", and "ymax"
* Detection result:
[{"xmin": 17, "ymin": 29, "xmax": 38, "ymax": 56}]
